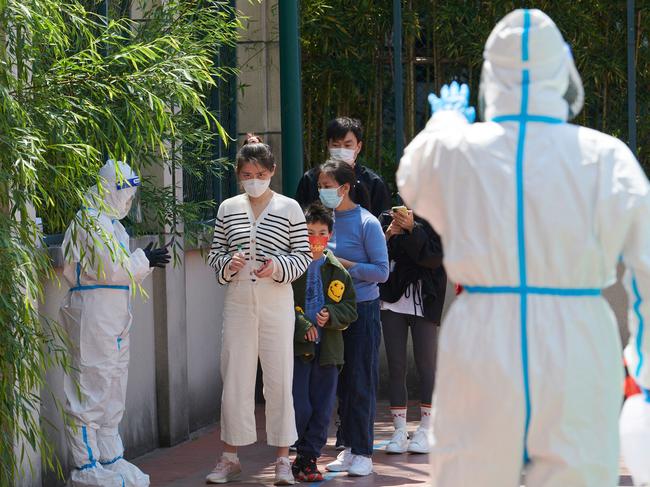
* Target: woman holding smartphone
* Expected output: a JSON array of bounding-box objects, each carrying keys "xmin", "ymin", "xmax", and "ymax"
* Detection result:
[
  {"xmin": 379, "ymin": 204, "xmax": 446, "ymax": 454},
  {"xmin": 206, "ymin": 134, "xmax": 312, "ymax": 485}
]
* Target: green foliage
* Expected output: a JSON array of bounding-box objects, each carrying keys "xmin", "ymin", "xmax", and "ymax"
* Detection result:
[
  {"xmin": 300, "ymin": 0, "xmax": 395, "ymax": 174},
  {"xmin": 301, "ymin": 1, "xmax": 649, "ymax": 192},
  {"xmin": 0, "ymin": 0, "xmax": 240, "ymax": 483}
]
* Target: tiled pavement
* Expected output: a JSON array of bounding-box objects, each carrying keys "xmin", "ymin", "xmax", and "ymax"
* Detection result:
[{"xmin": 134, "ymin": 402, "xmax": 634, "ymax": 487}]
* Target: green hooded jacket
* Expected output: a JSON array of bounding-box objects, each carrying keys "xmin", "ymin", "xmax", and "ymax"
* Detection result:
[{"xmin": 293, "ymin": 250, "xmax": 357, "ymax": 366}]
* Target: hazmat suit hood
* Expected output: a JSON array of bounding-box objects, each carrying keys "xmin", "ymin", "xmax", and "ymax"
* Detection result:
[
  {"xmin": 478, "ymin": 9, "xmax": 584, "ymax": 122},
  {"xmin": 87, "ymin": 160, "xmax": 140, "ymax": 220}
]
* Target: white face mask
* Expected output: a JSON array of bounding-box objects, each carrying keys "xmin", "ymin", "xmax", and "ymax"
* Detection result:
[
  {"xmin": 329, "ymin": 147, "xmax": 356, "ymax": 165},
  {"xmin": 242, "ymin": 178, "xmax": 271, "ymax": 198}
]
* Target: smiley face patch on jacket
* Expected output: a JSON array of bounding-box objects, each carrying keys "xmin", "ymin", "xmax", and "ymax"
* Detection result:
[{"xmin": 327, "ymin": 280, "xmax": 345, "ymax": 303}]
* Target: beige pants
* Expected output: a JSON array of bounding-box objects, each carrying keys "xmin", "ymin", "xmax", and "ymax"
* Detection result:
[{"xmin": 220, "ymin": 279, "xmax": 297, "ymax": 447}]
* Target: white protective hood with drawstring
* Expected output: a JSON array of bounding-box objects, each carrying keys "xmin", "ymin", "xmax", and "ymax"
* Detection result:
[
  {"xmin": 397, "ymin": 9, "xmax": 650, "ymax": 487},
  {"xmin": 60, "ymin": 160, "xmax": 152, "ymax": 487}
]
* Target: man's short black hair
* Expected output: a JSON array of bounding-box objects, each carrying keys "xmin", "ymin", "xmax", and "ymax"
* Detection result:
[
  {"xmin": 326, "ymin": 117, "xmax": 363, "ymax": 144},
  {"xmin": 304, "ymin": 202, "xmax": 334, "ymax": 233}
]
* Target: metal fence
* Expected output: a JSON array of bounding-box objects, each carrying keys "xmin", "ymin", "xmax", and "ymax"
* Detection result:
[{"xmin": 182, "ymin": 39, "xmax": 238, "ymax": 221}]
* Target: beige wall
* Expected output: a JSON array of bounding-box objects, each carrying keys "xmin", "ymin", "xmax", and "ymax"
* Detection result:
[
  {"xmin": 236, "ymin": 0, "xmax": 284, "ymax": 193},
  {"xmin": 185, "ymin": 250, "xmax": 226, "ymax": 432}
]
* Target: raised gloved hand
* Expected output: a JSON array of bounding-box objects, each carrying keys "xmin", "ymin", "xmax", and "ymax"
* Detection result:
[
  {"xmin": 428, "ymin": 81, "xmax": 476, "ymax": 123},
  {"xmin": 143, "ymin": 242, "xmax": 171, "ymax": 268}
]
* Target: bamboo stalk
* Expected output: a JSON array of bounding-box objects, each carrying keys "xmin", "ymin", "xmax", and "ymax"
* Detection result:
[
  {"xmin": 376, "ymin": 49, "xmax": 384, "ymax": 172},
  {"xmin": 603, "ymin": 75, "xmax": 608, "ymax": 131},
  {"xmin": 432, "ymin": 0, "xmax": 440, "ymax": 93},
  {"xmin": 306, "ymin": 93, "xmax": 312, "ymax": 168},
  {"xmin": 636, "ymin": 10, "xmax": 642, "ymax": 70},
  {"xmin": 365, "ymin": 75, "xmax": 373, "ymax": 165},
  {"xmin": 405, "ymin": 0, "xmax": 415, "ymax": 142},
  {"xmin": 323, "ymin": 71, "xmax": 332, "ymax": 160}
]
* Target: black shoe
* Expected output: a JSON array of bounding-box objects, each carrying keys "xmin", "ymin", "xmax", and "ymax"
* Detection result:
[
  {"xmin": 295, "ymin": 456, "xmax": 324, "ymax": 482},
  {"xmin": 291, "ymin": 454, "xmax": 305, "ymax": 476}
]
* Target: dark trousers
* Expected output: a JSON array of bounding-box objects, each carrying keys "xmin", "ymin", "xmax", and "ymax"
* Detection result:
[
  {"xmin": 337, "ymin": 299, "xmax": 381, "ymax": 456},
  {"xmin": 292, "ymin": 350, "xmax": 339, "ymax": 458},
  {"xmin": 380, "ymin": 309, "xmax": 438, "ymax": 406}
]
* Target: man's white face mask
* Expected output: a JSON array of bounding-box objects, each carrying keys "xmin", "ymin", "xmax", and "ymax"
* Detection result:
[{"xmin": 329, "ymin": 147, "xmax": 356, "ymax": 165}]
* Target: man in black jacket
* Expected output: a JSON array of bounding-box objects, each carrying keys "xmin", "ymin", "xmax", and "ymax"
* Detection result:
[{"xmin": 294, "ymin": 117, "xmax": 391, "ymax": 218}]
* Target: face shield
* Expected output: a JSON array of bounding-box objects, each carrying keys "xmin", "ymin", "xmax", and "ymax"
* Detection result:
[
  {"xmin": 98, "ymin": 160, "xmax": 141, "ymax": 220},
  {"xmin": 126, "ymin": 191, "xmax": 142, "ymax": 223},
  {"xmin": 564, "ymin": 49, "xmax": 584, "ymax": 120}
]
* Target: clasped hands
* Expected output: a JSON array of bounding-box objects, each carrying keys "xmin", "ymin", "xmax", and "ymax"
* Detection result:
[{"xmin": 305, "ymin": 308, "xmax": 330, "ymax": 342}]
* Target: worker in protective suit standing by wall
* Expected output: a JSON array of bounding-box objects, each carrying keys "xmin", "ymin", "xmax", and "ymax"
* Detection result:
[
  {"xmin": 60, "ymin": 160, "xmax": 170, "ymax": 487},
  {"xmin": 397, "ymin": 9, "xmax": 650, "ymax": 487}
]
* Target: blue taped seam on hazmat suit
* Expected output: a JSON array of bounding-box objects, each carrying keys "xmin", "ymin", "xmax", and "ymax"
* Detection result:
[
  {"xmin": 397, "ymin": 8, "xmax": 650, "ymax": 487},
  {"xmin": 78, "ymin": 426, "xmax": 97, "ymax": 471},
  {"xmin": 464, "ymin": 286, "xmax": 601, "ymax": 296},
  {"xmin": 71, "ymin": 263, "xmax": 130, "ymax": 292},
  {"xmin": 101, "ymin": 455, "xmax": 124, "ymax": 466},
  {"xmin": 632, "ymin": 275, "xmax": 645, "ymax": 377}
]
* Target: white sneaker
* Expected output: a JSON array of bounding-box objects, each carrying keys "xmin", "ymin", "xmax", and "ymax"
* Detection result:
[
  {"xmin": 347, "ymin": 454, "xmax": 373, "ymax": 477},
  {"xmin": 274, "ymin": 457, "xmax": 296, "ymax": 485},
  {"xmin": 206, "ymin": 456, "xmax": 242, "ymax": 484},
  {"xmin": 385, "ymin": 428, "xmax": 409, "ymax": 454},
  {"xmin": 326, "ymin": 448, "xmax": 352, "ymax": 472},
  {"xmin": 407, "ymin": 427, "xmax": 430, "ymax": 454}
]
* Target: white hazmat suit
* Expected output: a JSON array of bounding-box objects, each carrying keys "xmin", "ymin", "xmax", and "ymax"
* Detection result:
[
  {"xmin": 60, "ymin": 160, "xmax": 153, "ymax": 487},
  {"xmin": 397, "ymin": 9, "xmax": 650, "ymax": 487}
]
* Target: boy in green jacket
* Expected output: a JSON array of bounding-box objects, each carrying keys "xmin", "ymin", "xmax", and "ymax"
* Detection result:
[{"xmin": 291, "ymin": 203, "xmax": 357, "ymax": 482}]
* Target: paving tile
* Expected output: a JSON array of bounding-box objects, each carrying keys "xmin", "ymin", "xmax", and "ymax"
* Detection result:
[{"xmin": 134, "ymin": 402, "xmax": 634, "ymax": 487}]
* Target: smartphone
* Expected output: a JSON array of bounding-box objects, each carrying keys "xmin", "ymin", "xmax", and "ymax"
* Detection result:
[{"xmin": 392, "ymin": 205, "xmax": 408, "ymax": 215}]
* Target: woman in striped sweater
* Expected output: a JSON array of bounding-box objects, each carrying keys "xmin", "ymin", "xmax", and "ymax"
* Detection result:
[{"xmin": 206, "ymin": 135, "xmax": 312, "ymax": 485}]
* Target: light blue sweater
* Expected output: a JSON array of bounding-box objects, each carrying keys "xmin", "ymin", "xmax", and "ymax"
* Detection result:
[{"xmin": 328, "ymin": 205, "xmax": 389, "ymax": 302}]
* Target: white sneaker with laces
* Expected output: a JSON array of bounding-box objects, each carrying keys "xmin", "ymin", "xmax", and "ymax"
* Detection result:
[
  {"xmin": 326, "ymin": 448, "xmax": 353, "ymax": 472},
  {"xmin": 407, "ymin": 426, "xmax": 431, "ymax": 454},
  {"xmin": 274, "ymin": 457, "xmax": 296, "ymax": 485},
  {"xmin": 385, "ymin": 428, "xmax": 409, "ymax": 454},
  {"xmin": 206, "ymin": 456, "xmax": 242, "ymax": 484},
  {"xmin": 347, "ymin": 454, "xmax": 373, "ymax": 477}
]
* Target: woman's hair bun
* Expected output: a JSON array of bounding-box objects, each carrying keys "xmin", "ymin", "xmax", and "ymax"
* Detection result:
[{"xmin": 244, "ymin": 133, "xmax": 263, "ymax": 146}]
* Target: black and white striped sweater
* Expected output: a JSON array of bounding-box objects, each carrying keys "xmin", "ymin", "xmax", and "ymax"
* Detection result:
[{"xmin": 208, "ymin": 193, "xmax": 312, "ymax": 285}]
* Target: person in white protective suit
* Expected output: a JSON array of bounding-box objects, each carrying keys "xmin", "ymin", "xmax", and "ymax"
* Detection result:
[
  {"xmin": 59, "ymin": 160, "xmax": 170, "ymax": 487},
  {"xmin": 397, "ymin": 9, "xmax": 650, "ymax": 487}
]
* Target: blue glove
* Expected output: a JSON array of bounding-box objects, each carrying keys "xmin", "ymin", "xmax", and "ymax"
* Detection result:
[
  {"xmin": 428, "ymin": 81, "xmax": 476, "ymax": 123},
  {"xmin": 644, "ymin": 388, "xmax": 650, "ymax": 403}
]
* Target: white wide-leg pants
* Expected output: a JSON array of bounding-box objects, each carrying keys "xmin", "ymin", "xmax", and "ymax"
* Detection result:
[{"xmin": 220, "ymin": 279, "xmax": 297, "ymax": 447}]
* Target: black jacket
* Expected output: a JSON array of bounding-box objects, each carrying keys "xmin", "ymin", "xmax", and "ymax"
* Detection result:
[
  {"xmin": 294, "ymin": 162, "xmax": 391, "ymax": 218},
  {"xmin": 378, "ymin": 212, "xmax": 447, "ymax": 323}
]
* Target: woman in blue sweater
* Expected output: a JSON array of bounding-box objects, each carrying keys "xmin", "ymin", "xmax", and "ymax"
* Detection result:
[{"xmin": 316, "ymin": 160, "xmax": 389, "ymax": 477}]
